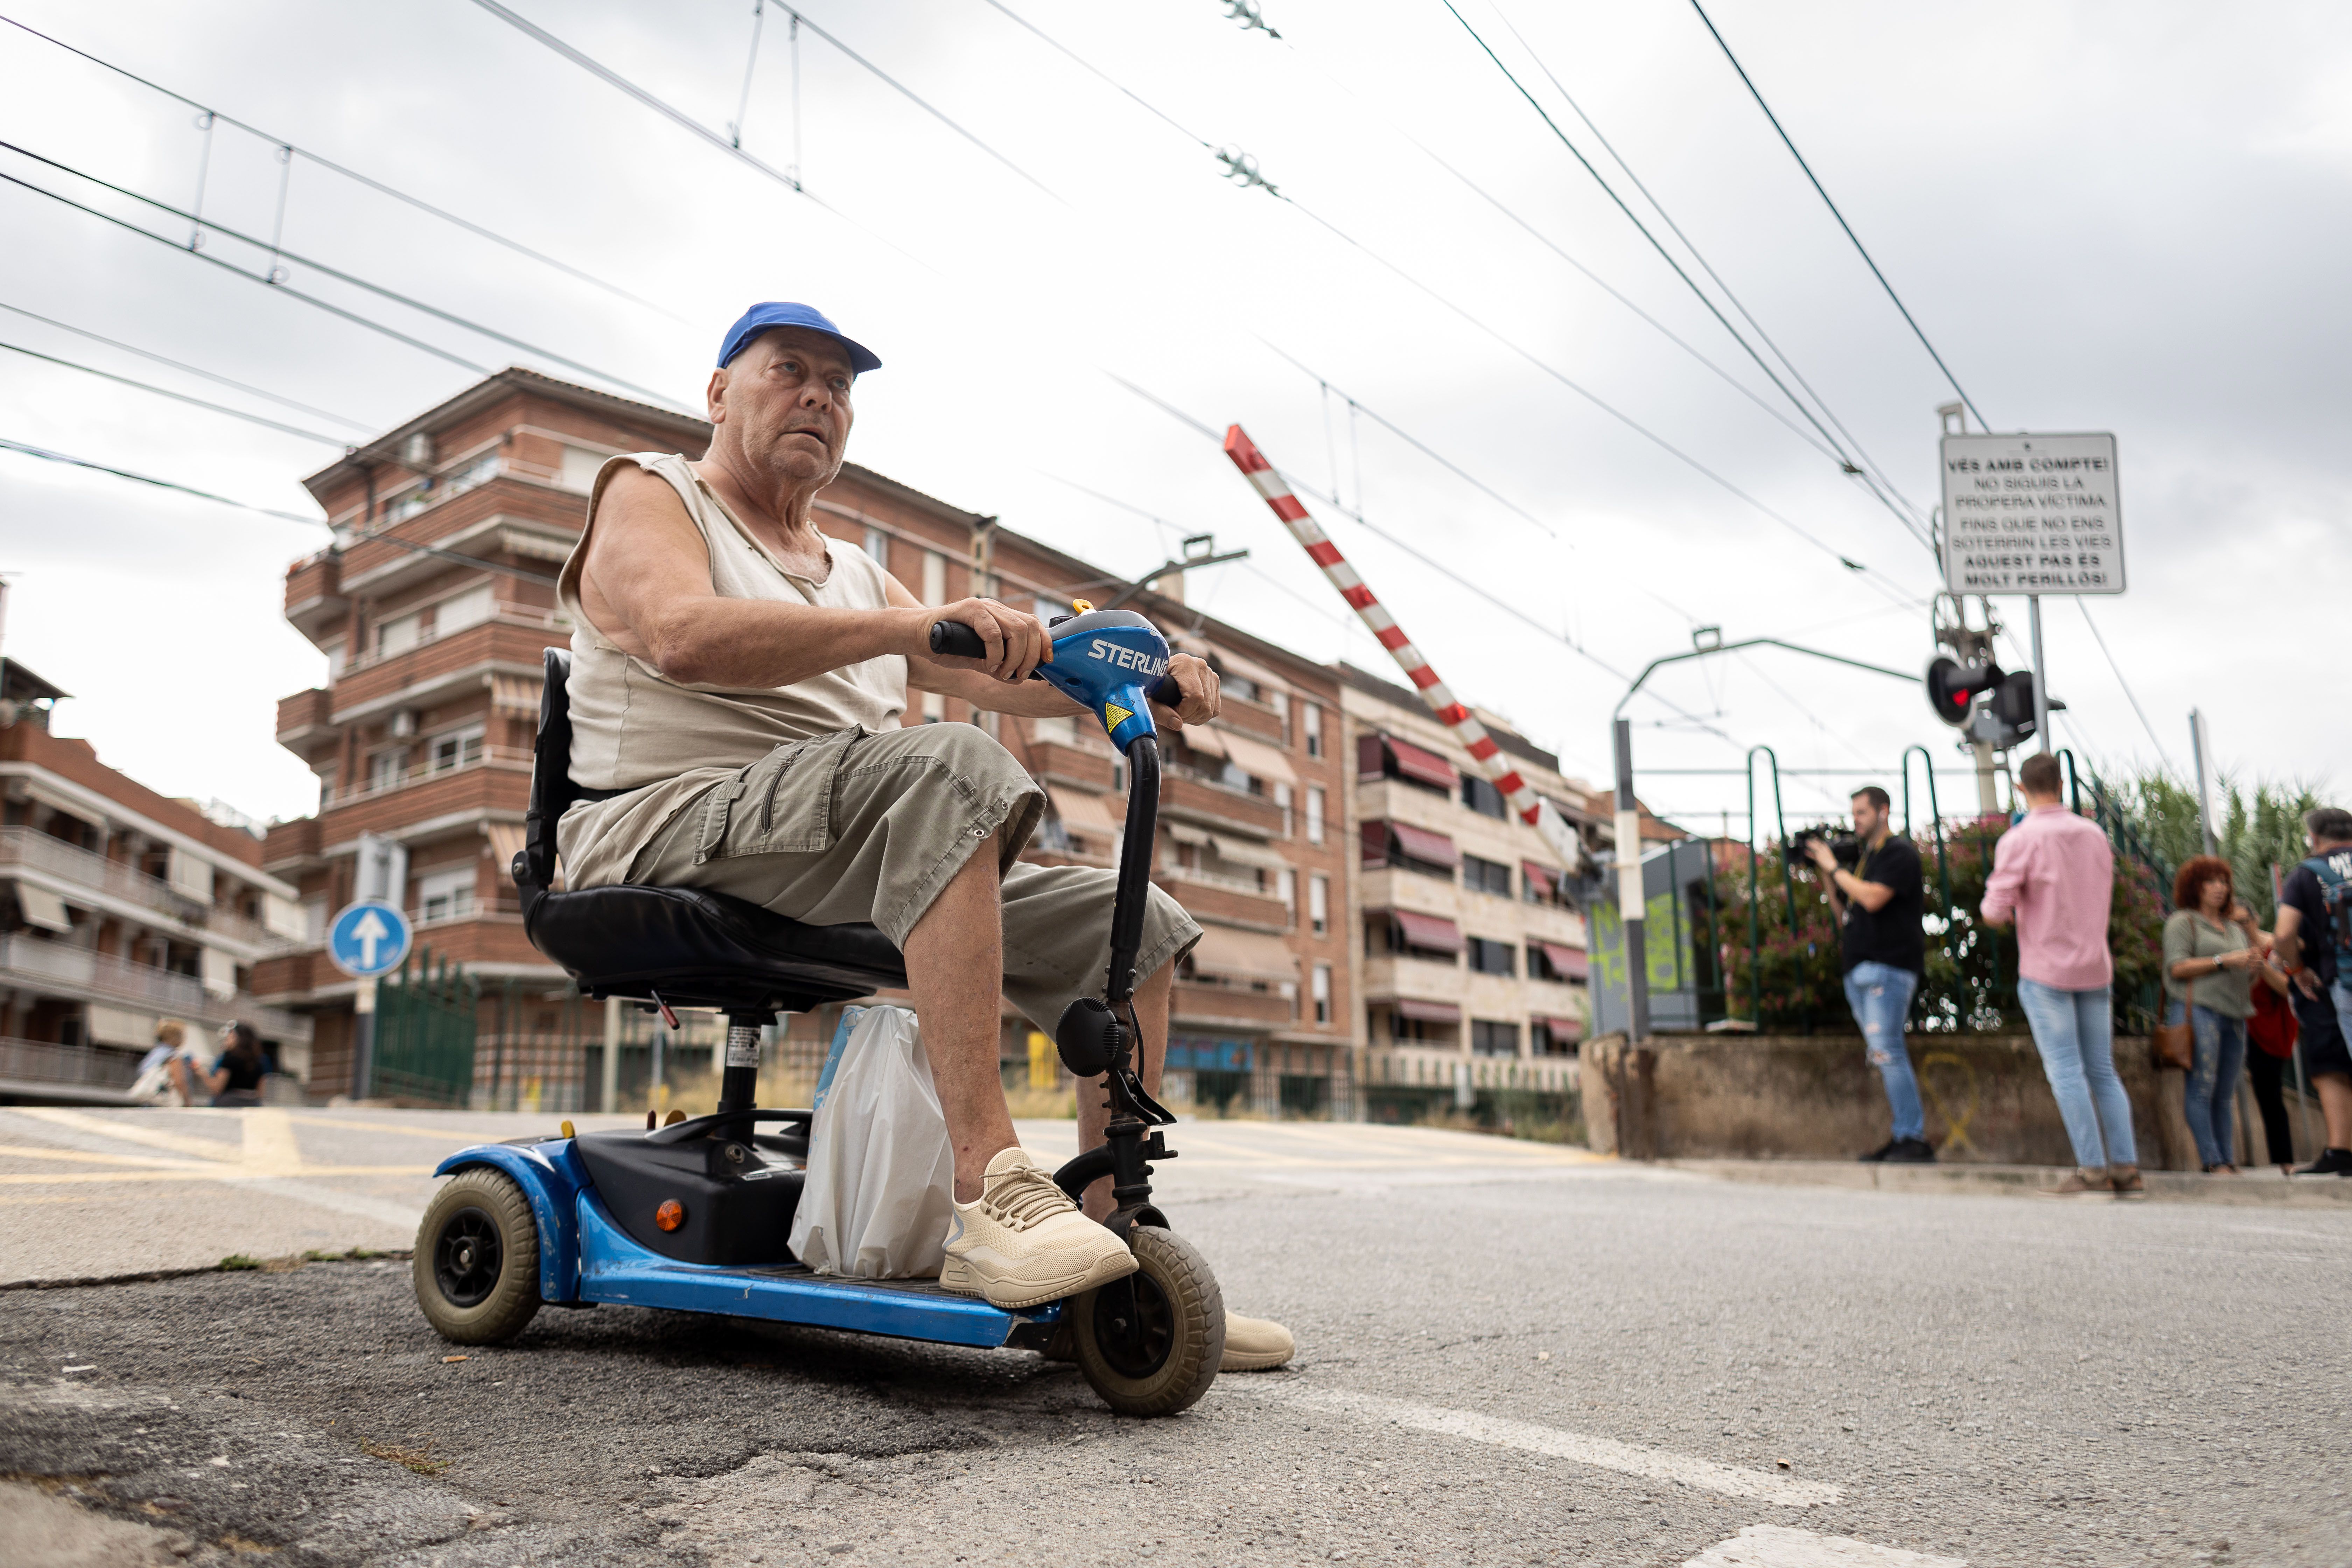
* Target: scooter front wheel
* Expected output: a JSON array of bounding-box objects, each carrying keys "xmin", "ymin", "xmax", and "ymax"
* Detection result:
[
  {"xmin": 1071, "ymin": 1226, "xmax": 1224, "ymax": 1416},
  {"xmin": 414, "ymin": 1167, "xmax": 542, "ymax": 1344}
]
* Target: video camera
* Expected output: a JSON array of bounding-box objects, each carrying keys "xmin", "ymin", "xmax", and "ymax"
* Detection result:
[{"xmin": 1785, "ymin": 827, "xmax": 1860, "ymax": 874}]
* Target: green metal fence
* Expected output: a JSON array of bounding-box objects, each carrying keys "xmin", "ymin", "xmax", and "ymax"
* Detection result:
[{"xmin": 371, "ymin": 947, "xmax": 479, "ymax": 1105}]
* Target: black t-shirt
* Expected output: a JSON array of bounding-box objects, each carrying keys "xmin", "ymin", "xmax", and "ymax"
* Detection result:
[
  {"xmin": 2280, "ymin": 856, "xmax": 2344, "ymax": 984},
  {"xmin": 215, "ymin": 1050, "xmax": 268, "ymax": 1094},
  {"xmin": 1839, "ymin": 833, "xmax": 1925, "ymax": 975}
]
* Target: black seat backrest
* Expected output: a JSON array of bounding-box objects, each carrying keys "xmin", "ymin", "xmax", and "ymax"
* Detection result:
[{"xmin": 517, "ymin": 647, "xmax": 575, "ymax": 895}]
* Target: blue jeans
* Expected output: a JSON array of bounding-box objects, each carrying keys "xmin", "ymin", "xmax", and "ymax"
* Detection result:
[
  {"xmin": 2016, "ymin": 979, "xmax": 2137, "ymax": 1169},
  {"xmin": 1843, "ymin": 961, "xmax": 1923, "ymax": 1141},
  {"xmin": 2173, "ymin": 1000, "xmax": 2247, "ymax": 1168}
]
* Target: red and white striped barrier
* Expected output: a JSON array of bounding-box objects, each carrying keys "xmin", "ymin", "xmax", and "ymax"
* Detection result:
[{"xmin": 1221, "ymin": 424, "xmax": 1581, "ymax": 867}]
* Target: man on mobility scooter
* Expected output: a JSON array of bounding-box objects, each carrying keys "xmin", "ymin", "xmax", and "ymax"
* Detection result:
[{"xmin": 540, "ymin": 301, "xmax": 1290, "ymax": 1369}]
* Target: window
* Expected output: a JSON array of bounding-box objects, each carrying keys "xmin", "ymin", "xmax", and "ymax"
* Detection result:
[
  {"xmin": 425, "ymin": 725, "xmax": 485, "ymax": 774},
  {"xmin": 1303, "ymin": 702, "xmax": 1323, "ymax": 758},
  {"xmin": 434, "ymin": 583, "xmax": 495, "ymax": 636},
  {"xmin": 1371, "ymin": 910, "xmax": 1464, "ymax": 962},
  {"xmin": 863, "ymin": 524, "xmax": 890, "ymax": 570},
  {"xmin": 303, "ymin": 898, "xmax": 330, "ymax": 943},
  {"xmin": 1274, "ymin": 782, "xmax": 1293, "ymax": 837},
  {"xmin": 1309, "ymin": 874, "xmax": 1329, "ymax": 936},
  {"xmin": 1533, "ymin": 1018, "xmax": 1581, "ymax": 1057},
  {"xmin": 1388, "ymin": 1011, "xmax": 1455, "ymax": 1045},
  {"xmin": 366, "ymin": 749, "xmax": 407, "ymax": 792},
  {"xmin": 1305, "ymin": 786, "xmax": 1325, "ymax": 845},
  {"xmin": 921, "ymin": 551, "xmax": 947, "ymax": 606},
  {"xmin": 1361, "ymin": 820, "xmax": 1459, "ymax": 881},
  {"xmin": 1277, "ymin": 868, "xmax": 1295, "ymax": 919},
  {"xmin": 1359, "ymin": 733, "xmax": 1458, "ymax": 792},
  {"xmin": 417, "ymin": 866, "xmax": 476, "ymax": 923},
  {"xmin": 1312, "ymin": 964, "xmax": 1332, "ymax": 1025},
  {"xmin": 1523, "ymin": 861, "xmax": 1568, "ymax": 907},
  {"xmin": 1466, "ymin": 937, "xmax": 1516, "ymax": 977},
  {"xmin": 1470, "ymin": 1019, "xmax": 1519, "ymax": 1057},
  {"xmin": 323, "ymin": 641, "xmax": 347, "ymax": 678},
  {"xmin": 1031, "ymin": 714, "xmax": 1076, "ymax": 746},
  {"xmin": 1219, "ymin": 669, "xmax": 1258, "ymax": 704},
  {"xmin": 1463, "ymin": 853, "xmax": 1512, "ymax": 897},
  {"xmin": 376, "ymin": 611, "xmax": 421, "ymax": 655},
  {"xmin": 559, "ymin": 446, "xmax": 606, "ymax": 494},
  {"xmin": 1463, "ymin": 774, "xmax": 1510, "ymax": 820}
]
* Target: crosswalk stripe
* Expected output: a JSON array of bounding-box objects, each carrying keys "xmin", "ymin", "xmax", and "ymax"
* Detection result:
[{"xmin": 1685, "ymin": 1525, "xmax": 1966, "ymax": 1566}]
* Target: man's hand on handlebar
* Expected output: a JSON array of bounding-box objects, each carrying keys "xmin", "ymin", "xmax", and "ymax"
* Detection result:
[
  {"xmin": 1150, "ymin": 653, "xmax": 1219, "ymax": 730},
  {"xmin": 918, "ymin": 597, "xmax": 1049, "ymax": 683}
]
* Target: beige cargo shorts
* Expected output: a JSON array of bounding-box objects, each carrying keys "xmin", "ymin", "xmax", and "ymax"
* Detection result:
[{"xmin": 615, "ymin": 722, "xmax": 1199, "ymax": 1032}]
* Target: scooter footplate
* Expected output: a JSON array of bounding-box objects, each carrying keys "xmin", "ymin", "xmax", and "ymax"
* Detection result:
[{"xmin": 574, "ymin": 1191, "xmax": 1058, "ymax": 1348}]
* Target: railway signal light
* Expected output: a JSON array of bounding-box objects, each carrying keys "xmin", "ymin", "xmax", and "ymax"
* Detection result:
[{"xmin": 1925, "ymin": 656, "xmax": 2002, "ymax": 728}]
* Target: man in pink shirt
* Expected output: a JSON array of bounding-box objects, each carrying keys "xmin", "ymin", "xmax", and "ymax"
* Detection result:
[{"xmin": 1980, "ymin": 752, "xmax": 2143, "ymax": 1198}]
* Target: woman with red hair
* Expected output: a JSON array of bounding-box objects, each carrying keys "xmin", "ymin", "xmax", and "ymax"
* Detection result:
[{"xmin": 2163, "ymin": 856, "xmax": 2262, "ymax": 1172}]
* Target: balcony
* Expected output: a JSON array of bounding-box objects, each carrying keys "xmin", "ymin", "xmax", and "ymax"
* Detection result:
[
  {"xmin": 0, "ymin": 936, "xmax": 311, "ymax": 1041},
  {"xmin": 1160, "ymin": 773, "xmax": 1285, "ymax": 840},
  {"xmin": 1154, "ymin": 868, "xmax": 1288, "ymax": 932},
  {"xmin": 282, "ymin": 548, "xmax": 347, "ymax": 637},
  {"xmin": 1360, "ymin": 953, "xmax": 1465, "ymax": 1003},
  {"xmin": 264, "ymin": 815, "xmax": 322, "ymax": 874},
  {"xmin": 1217, "ymin": 695, "xmax": 1288, "ymax": 745},
  {"xmin": 0, "ymin": 828, "xmax": 284, "ymax": 950},
  {"xmin": 1171, "ymin": 981, "xmax": 1294, "ymax": 1030},
  {"xmin": 318, "ymin": 749, "xmax": 531, "ymax": 842},
  {"xmin": 338, "ymin": 476, "xmax": 588, "ymax": 592},
  {"xmin": 332, "ymin": 614, "xmax": 564, "ymax": 721},
  {"xmin": 1028, "ymin": 741, "xmax": 1115, "ymax": 792},
  {"xmin": 0, "ymin": 1036, "xmax": 140, "ymax": 1093},
  {"xmin": 276, "ymin": 687, "xmax": 335, "ymax": 752}
]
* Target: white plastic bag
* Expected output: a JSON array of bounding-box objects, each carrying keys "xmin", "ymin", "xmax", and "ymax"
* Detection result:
[{"xmin": 788, "ymin": 1004, "xmax": 955, "ymax": 1279}]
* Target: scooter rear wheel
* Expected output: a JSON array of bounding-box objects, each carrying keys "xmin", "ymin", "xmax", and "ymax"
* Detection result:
[
  {"xmin": 1071, "ymin": 1226, "xmax": 1224, "ymax": 1417},
  {"xmin": 414, "ymin": 1167, "xmax": 542, "ymax": 1344}
]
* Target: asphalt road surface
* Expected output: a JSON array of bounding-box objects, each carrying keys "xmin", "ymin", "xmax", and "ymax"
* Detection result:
[{"xmin": 1, "ymin": 1106, "xmax": 2347, "ymax": 1567}]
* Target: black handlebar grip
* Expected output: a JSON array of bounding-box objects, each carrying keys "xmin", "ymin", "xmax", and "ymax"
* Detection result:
[
  {"xmin": 1148, "ymin": 673, "xmax": 1183, "ymax": 710},
  {"xmin": 928, "ymin": 621, "xmax": 988, "ymax": 659}
]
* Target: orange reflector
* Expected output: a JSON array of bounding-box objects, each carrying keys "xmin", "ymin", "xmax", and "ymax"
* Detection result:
[
  {"xmin": 655, "ymin": 1200, "xmax": 685, "ymax": 1232},
  {"xmin": 559, "ymin": 1120, "xmax": 575, "ymax": 1139}
]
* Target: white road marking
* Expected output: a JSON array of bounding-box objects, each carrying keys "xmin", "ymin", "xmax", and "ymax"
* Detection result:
[
  {"xmin": 1686, "ymin": 1525, "xmax": 1965, "ymax": 1566},
  {"xmin": 1248, "ymin": 1384, "xmax": 1840, "ymax": 1507}
]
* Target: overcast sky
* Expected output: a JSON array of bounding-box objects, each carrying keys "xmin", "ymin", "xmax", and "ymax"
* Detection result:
[{"xmin": 2, "ymin": 0, "xmax": 2344, "ymax": 839}]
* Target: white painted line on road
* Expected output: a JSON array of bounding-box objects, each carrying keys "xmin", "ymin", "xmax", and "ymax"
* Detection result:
[
  {"xmin": 1685, "ymin": 1525, "xmax": 1965, "ymax": 1566},
  {"xmin": 1246, "ymin": 1384, "xmax": 1840, "ymax": 1507}
]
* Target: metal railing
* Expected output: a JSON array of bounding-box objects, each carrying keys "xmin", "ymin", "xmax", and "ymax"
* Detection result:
[
  {"xmin": 0, "ymin": 828, "xmax": 285, "ymax": 948},
  {"xmin": 328, "ymin": 746, "xmax": 533, "ymax": 806},
  {"xmin": 0, "ymin": 937, "xmax": 312, "ymax": 1042},
  {"xmin": 342, "ymin": 604, "xmax": 563, "ymax": 675}
]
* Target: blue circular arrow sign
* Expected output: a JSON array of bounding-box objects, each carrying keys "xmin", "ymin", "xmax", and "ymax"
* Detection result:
[{"xmin": 328, "ymin": 898, "xmax": 412, "ymax": 979}]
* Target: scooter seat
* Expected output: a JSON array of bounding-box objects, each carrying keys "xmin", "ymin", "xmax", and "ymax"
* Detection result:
[{"xmin": 526, "ymin": 882, "xmax": 907, "ymax": 1015}]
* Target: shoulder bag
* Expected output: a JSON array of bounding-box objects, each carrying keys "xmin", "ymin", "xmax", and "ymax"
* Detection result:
[{"xmin": 2153, "ymin": 916, "xmax": 2196, "ymax": 1071}]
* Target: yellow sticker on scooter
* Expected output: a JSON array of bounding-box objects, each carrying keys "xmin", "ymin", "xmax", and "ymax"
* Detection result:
[{"xmin": 1102, "ymin": 701, "xmax": 1132, "ymax": 730}]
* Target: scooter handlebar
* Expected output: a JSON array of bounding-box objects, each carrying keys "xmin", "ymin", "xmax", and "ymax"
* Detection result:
[{"xmin": 928, "ymin": 620, "xmax": 1184, "ymax": 708}]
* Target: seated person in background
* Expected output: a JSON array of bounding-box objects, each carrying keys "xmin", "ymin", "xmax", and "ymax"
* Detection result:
[
  {"xmin": 131, "ymin": 1020, "xmax": 195, "ymax": 1105},
  {"xmin": 172, "ymin": 1022, "xmax": 270, "ymax": 1108}
]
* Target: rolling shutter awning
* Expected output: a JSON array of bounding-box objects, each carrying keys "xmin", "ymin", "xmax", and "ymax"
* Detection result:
[
  {"xmin": 1217, "ymin": 727, "xmax": 1297, "ymax": 786},
  {"xmin": 1051, "ymin": 789, "xmax": 1120, "ymax": 835},
  {"xmin": 1537, "ymin": 942, "xmax": 1590, "ymax": 981},
  {"xmin": 1384, "ymin": 735, "xmax": 1460, "ymax": 791},
  {"xmin": 1387, "ymin": 909, "xmax": 1465, "ymax": 953},
  {"xmin": 1388, "ymin": 821, "xmax": 1461, "ymax": 868},
  {"xmin": 1390, "ymin": 998, "xmax": 1462, "ymax": 1025},
  {"xmin": 15, "ymin": 883, "xmax": 73, "ymax": 934},
  {"xmin": 1208, "ymin": 835, "xmax": 1290, "ymax": 873},
  {"xmin": 1521, "ymin": 861, "xmax": 1558, "ymax": 900},
  {"xmin": 1532, "ymin": 1014, "xmax": 1584, "ymax": 1039},
  {"xmin": 1178, "ymin": 724, "xmax": 1228, "ymax": 760},
  {"xmin": 1187, "ymin": 925, "xmax": 1298, "ymax": 983}
]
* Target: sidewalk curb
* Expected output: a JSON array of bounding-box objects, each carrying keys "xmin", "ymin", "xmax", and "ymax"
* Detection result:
[{"xmin": 1663, "ymin": 1158, "xmax": 2352, "ymax": 1206}]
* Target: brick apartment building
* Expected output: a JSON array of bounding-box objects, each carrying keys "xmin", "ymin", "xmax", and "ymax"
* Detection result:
[
  {"xmin": 251, "ymin": 369, "xmax": 1354, "ymax": 1113},
  {"xmin": 0, "ymin": 656, "xmax": 310, "ymax": 1100}
]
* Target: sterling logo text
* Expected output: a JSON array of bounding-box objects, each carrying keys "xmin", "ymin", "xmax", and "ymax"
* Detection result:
[{"xmin": 1087, "ymin": 638, "xmax": 1167, "ymax": 679}]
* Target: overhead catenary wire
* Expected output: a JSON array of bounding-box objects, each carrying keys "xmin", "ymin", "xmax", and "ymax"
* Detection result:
[
  {"xmin": 0, "ymin": 436, "xmax": 561, "ymax": 586},
  {"xmin": 0, "ymin": 300, "xmax": 373, "ymax": 430},
  {"xmin": 1479, "ymin": 3, "xmax": 1933, "ymax": 547},
  {"xmin": 1681, "ymin": 0, "xmax": 1986, "ymax": 432},
  {"xmin": 0, "ymin": 141, "xmax": 692, "ymax": 410},
  {"xmin": 471, "ymin": 0, "xmax": 1066, "ymax": 208},
  {"xmin": 1435, "ymin": 1, "xmax": 1932, "ymax": 559},
  {"xmin": 0, "ymin": 341, "xmax": 351, "ymax": 446},
  {"xmin": 0, "ymin": 10, "xmax": 691, "ymax": 324}
]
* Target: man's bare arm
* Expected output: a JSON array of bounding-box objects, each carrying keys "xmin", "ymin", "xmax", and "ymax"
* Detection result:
[
  {"xmin": 2275, "ymin": 904, "xmax": 2303, "ymax": 969},
  {"xmin": 579, "ymin": 466, "xmax": 1038, "ymax": 686}
]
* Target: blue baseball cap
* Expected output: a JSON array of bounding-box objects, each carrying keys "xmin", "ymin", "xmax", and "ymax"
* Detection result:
[{"xmin": 715, "ymin": 302, "xmax": 881, "ymax": 376}]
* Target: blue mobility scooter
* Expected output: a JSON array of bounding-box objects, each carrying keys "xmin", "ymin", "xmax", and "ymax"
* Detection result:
[{"xmin": 412, "ymin": 609, "xmax": 1225, "ymax": 1416}]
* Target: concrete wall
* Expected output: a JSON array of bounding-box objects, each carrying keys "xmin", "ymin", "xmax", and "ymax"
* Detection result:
[{"xmin": 1578, "ymin": 1031, "xmax": 2318, "ymax": 1171}]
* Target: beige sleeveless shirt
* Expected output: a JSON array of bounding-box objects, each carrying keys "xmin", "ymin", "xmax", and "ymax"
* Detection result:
[{"xmin": 553, "ymin": 452, "xmax": 905, "ymax": 886}]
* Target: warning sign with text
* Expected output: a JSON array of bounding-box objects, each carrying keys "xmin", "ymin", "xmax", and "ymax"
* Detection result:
[{"xmin": 1939, "ymin": 432, "xmax": 2123, "ymax": 596}]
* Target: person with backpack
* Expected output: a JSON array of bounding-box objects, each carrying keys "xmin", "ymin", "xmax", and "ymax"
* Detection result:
[{"xmin": 2273, "ymin": 806, "xmax": 2352, "ymax": 1175}]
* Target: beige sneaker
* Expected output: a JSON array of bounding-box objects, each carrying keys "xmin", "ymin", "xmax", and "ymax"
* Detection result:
[
  {"xmin": 2109, "ymin": 1164, "xmax": 2148, "ymax": 1201},
  {"xmin": 1220, "ymin": 1312, "xmax": 1295, "ymax": 1372},
  {"xmin": 2039, "ymin": 1167, "xmax": 2109, "ymax": 1197},
  {"xmin": 939, "ymin": 1148, "xmax": 1139, "ymax": 1310}
]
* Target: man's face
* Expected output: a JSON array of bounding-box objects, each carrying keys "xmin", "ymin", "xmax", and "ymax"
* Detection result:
[
  {"xmin": 1851, "ymin": 794, "xmax": 1888, "ymax": 839},
  {"xmin": 707, "ymin": 327, "xmax": 856, "ymax": 489}
]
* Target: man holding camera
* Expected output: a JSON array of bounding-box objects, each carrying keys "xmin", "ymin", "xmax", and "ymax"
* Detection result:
[{"xmin": 1807, "ymin": 786, "xmax": 1933, "ymax": 1163}]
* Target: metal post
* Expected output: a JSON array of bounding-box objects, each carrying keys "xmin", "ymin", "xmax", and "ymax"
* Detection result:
[
  {"xmin": 1613, "ymin": 719, "xmax": 1650, "ymax": 1042},
  {"xmin": 351, "ymin": 975, "xmax": 376, "ymax": 1101},
  {"xmin": 600, "ymin": 995, "xmax": 621, "ymax": 1113},
  {"xmin": 2027, "ymin": 594, "xmax": 2051, "ymax": 754},
  {"xmin": 2189, "ymin": 709, "xmax": 2219, "ymax": 856}
]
